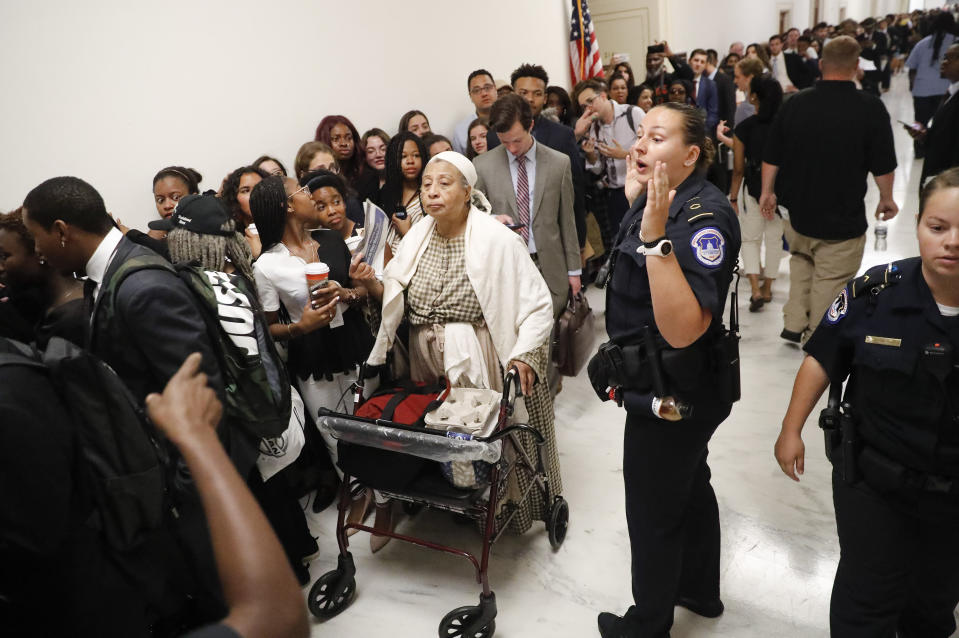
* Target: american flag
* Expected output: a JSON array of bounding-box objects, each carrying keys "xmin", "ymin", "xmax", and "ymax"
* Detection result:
[{"xmin": 569, "ymin": 0, "xmax": 604, "ymax": 85}]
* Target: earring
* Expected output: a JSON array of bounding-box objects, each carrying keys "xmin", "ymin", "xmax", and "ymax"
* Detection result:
[{"xmin": 60, "ymin": 238, "xmax": 66, "ymax": 248}]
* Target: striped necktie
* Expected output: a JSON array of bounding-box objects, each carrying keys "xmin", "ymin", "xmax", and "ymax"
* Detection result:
[{"xmin": 516, "ymin": 153, "xmax": 530, "ymax": 242}]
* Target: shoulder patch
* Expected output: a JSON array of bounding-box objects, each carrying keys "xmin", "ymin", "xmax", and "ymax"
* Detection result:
[
  {"xmin": 690, "ymin": 227, "xmax": 725, "ymax": 268},
  {"xmin": 826, "ymin": 288, "xmax": 849, "ymax": 324}
]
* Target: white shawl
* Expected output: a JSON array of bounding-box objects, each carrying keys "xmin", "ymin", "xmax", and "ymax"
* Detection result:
[{"xmin": 367, "ymin": 207, "xmax": 554, "ymax": 371}]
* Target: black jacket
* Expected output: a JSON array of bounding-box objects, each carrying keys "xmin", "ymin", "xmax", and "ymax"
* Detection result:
[
  {"xmin": 785, "ymin": 52, "xmax": 814, "ymax": 89},
  {"xmin": 87, "ymin": 237, "xmax": 224, "ymax": 404},
  {"xmin": 921, "ymin": 93, "xmax": 959, "ymax": 184},
  {"xmin": 712, "ymin": 70, "xmax": 737, "ymax": 126},
  {"xmin": 487, "ymin": 115, "xmax": 588, "ymax": 246}
]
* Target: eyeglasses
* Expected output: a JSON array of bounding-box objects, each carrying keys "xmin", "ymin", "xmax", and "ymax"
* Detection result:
[
  {"xmin": 580, "ymin": 94, "xmax": 600, "ymax": 109},
  {"xmin": 288, "ymin": 184, "xmax": 311, "ymax": 199},
  {"xmin": 470, "ymin": 83, "xmax": 496, "ymax": 95}
]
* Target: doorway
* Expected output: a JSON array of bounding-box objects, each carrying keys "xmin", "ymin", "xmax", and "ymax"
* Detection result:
[{"xmin": 779, "ymin": 9, "xmax": 791, "ymax": 34}]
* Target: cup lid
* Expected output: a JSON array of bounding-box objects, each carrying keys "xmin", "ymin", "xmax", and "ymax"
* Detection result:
[{"xmin": 304, "ymin": 262, "xmax": 329, "ymax": 274}]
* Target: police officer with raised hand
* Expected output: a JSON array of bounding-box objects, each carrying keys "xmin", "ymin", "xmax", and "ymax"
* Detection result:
[
  {"xmin": 776, "ymin": 167, "xmax": 959, "ymax": 637},
  {"xmin": 589, "ymin": 102, "xmax": 741, "ymax": 638}
]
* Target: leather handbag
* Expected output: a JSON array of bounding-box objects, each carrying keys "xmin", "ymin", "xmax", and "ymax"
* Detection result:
[{"xmin": 552, "ymin": 291, "xmax": 596, "ymax": 377}]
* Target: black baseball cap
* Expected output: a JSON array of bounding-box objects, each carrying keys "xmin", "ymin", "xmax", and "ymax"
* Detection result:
[{"xmin": 148, "ymin": 192, "xmax": 233, "ymax": 236}]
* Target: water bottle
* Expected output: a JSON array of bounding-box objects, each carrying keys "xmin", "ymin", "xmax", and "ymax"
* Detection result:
[
  {"xmin": 874, "ymin": 219, "xmax": 888, "ymax": 251},
  {"xmin": 650, "ymin": 395, "xmax": 693, "ymax": 422}
]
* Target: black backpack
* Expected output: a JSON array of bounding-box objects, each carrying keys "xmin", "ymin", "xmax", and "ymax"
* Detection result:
[
  {"xmin": 0, "ymin": 337, "xmax": 170, "ymax": 552},
  {"xmin": 98, "ymin": 254, "xmax": 291, "ymax": 441}
]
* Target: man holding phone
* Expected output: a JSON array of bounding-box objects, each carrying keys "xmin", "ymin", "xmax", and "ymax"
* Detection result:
[
  {"xmin": 474, "ymin": 94, "xmax": 581, "ymax": 320},
  {"xmin": 910, "ymin": 43, "xmax": 959, "ymax": 192},
  {"xmin": 572, "ymin": 78, "xmax": 644, "ymax": 242},
  {"xmin": 642, "ymin": 41, "xmax": 693, "ymax": 106}
]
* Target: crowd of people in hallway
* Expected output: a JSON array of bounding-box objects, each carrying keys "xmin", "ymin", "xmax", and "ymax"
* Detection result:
[{"xmin": 3, "ymin": 5, "xmax": 959, "ymax": 638}]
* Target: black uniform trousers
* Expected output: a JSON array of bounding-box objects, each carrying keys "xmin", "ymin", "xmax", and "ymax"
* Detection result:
[
  {"xmin": 831, "ymin": 470, "xmax": 959, "ymax": 638},
  {"xmin": 621, "ymin": 399, "xmax": 730, "ymax": 637}
]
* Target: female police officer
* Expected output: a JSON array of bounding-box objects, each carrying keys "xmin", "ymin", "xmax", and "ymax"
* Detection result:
[
  {"xmin": 590, "ymin": 102, "xmax": 741, "ymax": 638},
  {"xmin": 776, "ymin": 167, "xmax": 959, "ymax": 637}
]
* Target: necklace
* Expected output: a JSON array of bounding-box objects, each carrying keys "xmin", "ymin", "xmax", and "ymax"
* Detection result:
[{"xmin": 286, "ymin": 236, "xmax": 318, "ymax": 264}]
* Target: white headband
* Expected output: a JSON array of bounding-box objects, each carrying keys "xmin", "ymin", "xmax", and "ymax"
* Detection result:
[{"xmin": 427, "ymin": 151, "xmax": 477, "ymax": 187}]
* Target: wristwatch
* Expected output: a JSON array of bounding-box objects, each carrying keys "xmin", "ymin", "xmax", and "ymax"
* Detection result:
[{"xmin": 636, "ymin": 234, "xmax": 673, "ymax": 258}]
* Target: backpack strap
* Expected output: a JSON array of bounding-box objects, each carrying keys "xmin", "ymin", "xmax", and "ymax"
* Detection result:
[
  {"xmin": 0, "ymin": 352, "xmax": 45, "ymax": 372},
  {"xmin": 0, "ymin": 338, "xmax": 44, "ymax": 371},
  {"xmin": 91, "ymin": 254, "xmax": 175, "ymax": 348},
  {"xmin": 625, "ymin": 106, "xmax": 635, "ymax": 133}
]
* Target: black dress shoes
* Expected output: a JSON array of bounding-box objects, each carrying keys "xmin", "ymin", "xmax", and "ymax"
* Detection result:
[
  {"xmin": 675, "ymin": 596, "xmax": 725, "ymax": 618},
  {"xmin": 597, "ymin": 612, "xmax": 633, "ymax": 638},
  {"xmin": 780, "ymin": 328, "xmax": 803, "ymax": 344}
]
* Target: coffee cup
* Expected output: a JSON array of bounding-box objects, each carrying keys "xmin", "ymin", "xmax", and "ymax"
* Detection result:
[{"xmin": 304, "ymin": 262, "xmax": 330, "ymax": 306}]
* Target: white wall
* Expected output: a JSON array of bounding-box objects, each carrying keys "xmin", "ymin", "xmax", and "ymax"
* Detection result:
[{"xmin": 0, "ymin": 0, "xmax": 570, "ymax": 229}]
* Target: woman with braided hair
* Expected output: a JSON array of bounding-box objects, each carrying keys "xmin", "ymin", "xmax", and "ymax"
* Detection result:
[
  {"xmin": 250, "ymin": 175, "xmax": 376, "ymax": 513},
  {"xmin": 377, "ymin": 131, "xmax": 428, "ymax": 261}
]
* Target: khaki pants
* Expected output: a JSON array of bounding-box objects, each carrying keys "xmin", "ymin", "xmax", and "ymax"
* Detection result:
[
  {"xmin": 782, "ymin": 221, "xmax": 865, "ymax": 337},
  {"xmin": 740, "ymin": 191, "xmax": 785, "ymax": 278}
]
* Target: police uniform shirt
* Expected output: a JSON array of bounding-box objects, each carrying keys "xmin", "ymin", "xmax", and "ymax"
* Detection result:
[
  {"xmin": 804, "ymin": 258, "xmax": 959, "ymax": 476},
  {"xmin": 606, "ymin": 173, "xmax": 741, "ymax": 347}
]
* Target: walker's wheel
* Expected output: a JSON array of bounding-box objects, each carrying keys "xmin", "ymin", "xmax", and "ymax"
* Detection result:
[
  {"xmin": 403, "ymin": 501, "xmax": 424, "ymax": 516},
  {"xmin": 547, "ymin": 496, "xmax": 569, "ymax": 550},
  {"xmin": 438, "ymin": 605, "xmax": 495, "ymax": 637},
  {"xmin": 307, "ymin": 569, "xmax": 356, "ymax": 618}
]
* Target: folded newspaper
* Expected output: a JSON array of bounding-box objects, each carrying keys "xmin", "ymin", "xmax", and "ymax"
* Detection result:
[{"xmin": 352, "ymin": 199, "xmax": 388, "ymax": 276}]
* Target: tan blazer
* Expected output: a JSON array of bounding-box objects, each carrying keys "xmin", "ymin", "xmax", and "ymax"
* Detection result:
[{"xmin": 473, "ymin": 142, "xmax": 580, "ymax": 318}]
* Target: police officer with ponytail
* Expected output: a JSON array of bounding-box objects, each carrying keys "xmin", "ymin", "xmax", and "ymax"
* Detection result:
[
  {"xmin": 589, "ymin": 102, "xmax": 741, "ymax": 637},
  {"xmin": 776, "ymin": 167, "xmax": 959, "ymax": 637}
]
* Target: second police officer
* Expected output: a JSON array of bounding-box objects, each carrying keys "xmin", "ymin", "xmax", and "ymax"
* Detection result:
[
  {"xmin": 589, "ymin": 102, "xmax": 741, "ymax": 638},
  {"xmin": 776, "ymin": 168, "xmax": 959, "ymax": 638}
]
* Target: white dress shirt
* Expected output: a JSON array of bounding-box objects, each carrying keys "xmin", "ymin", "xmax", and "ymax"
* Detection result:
[
  {"xmin": 769, "ymin": 53, "xmax": 793, "ymax": 90},
  {"xmin": 84, "ymin": 226, "xmax": 124, "ymax": 298}
]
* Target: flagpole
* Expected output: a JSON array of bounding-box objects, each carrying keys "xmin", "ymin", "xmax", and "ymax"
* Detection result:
[{"xmin": 577, "ymin": 0, "xmax": 586, "ymax": 81}]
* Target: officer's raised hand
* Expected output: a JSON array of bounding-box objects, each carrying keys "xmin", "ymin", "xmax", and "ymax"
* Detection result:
[{"xmin": 639, "ymin": 161, "xmax": 676, "ymax": 241}]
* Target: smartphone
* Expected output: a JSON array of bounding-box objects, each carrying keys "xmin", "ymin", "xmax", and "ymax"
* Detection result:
[
  {"xmin": 648, "ymin": 43, "xmax": 665, "ymax": 54},
  {"xmin": 898, "ymin": 120, "xmax": 923, "ymax": 131},
  {"xmin": 506, "ymin": 223, "xmax": 527, "ymax": 230}
]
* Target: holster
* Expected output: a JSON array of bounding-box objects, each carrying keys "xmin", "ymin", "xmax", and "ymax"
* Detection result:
[{"xmin": 819, "ymin": 384, "xmax": 859, "ymax": 483}]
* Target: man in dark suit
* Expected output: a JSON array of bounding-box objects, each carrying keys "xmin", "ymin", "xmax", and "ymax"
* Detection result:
[
  {"xmin": 769, "ymin": 33, "xmax": 813, "ymax": 93},
  {"xmin": 487, "ymin": 63, "xmax": 587, "ymax": 249},
  {"xmin": 20, "ymin": 176, "xmax": 230, "ymax": 622},
  {"xmin": 915, "ymin": 43, "xmax": 959, "ymax": 190},
  {"xmin": 688, "ymin": 49, "xmax": 720, "ymax": 133},
  {"xmin": 705, "ymin": 49, "xmax": 736, "ymax": 126},
  {"xmin": 21, "ymin": 177, "xmax": 222, "ymax": 404},
  {"xmin": 870, "ymin": 17, "xmax": 893, "ymax": 91},
  {"xmin": 475, "ymin": 95, "xmax": 581, "ymax": 319}
]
